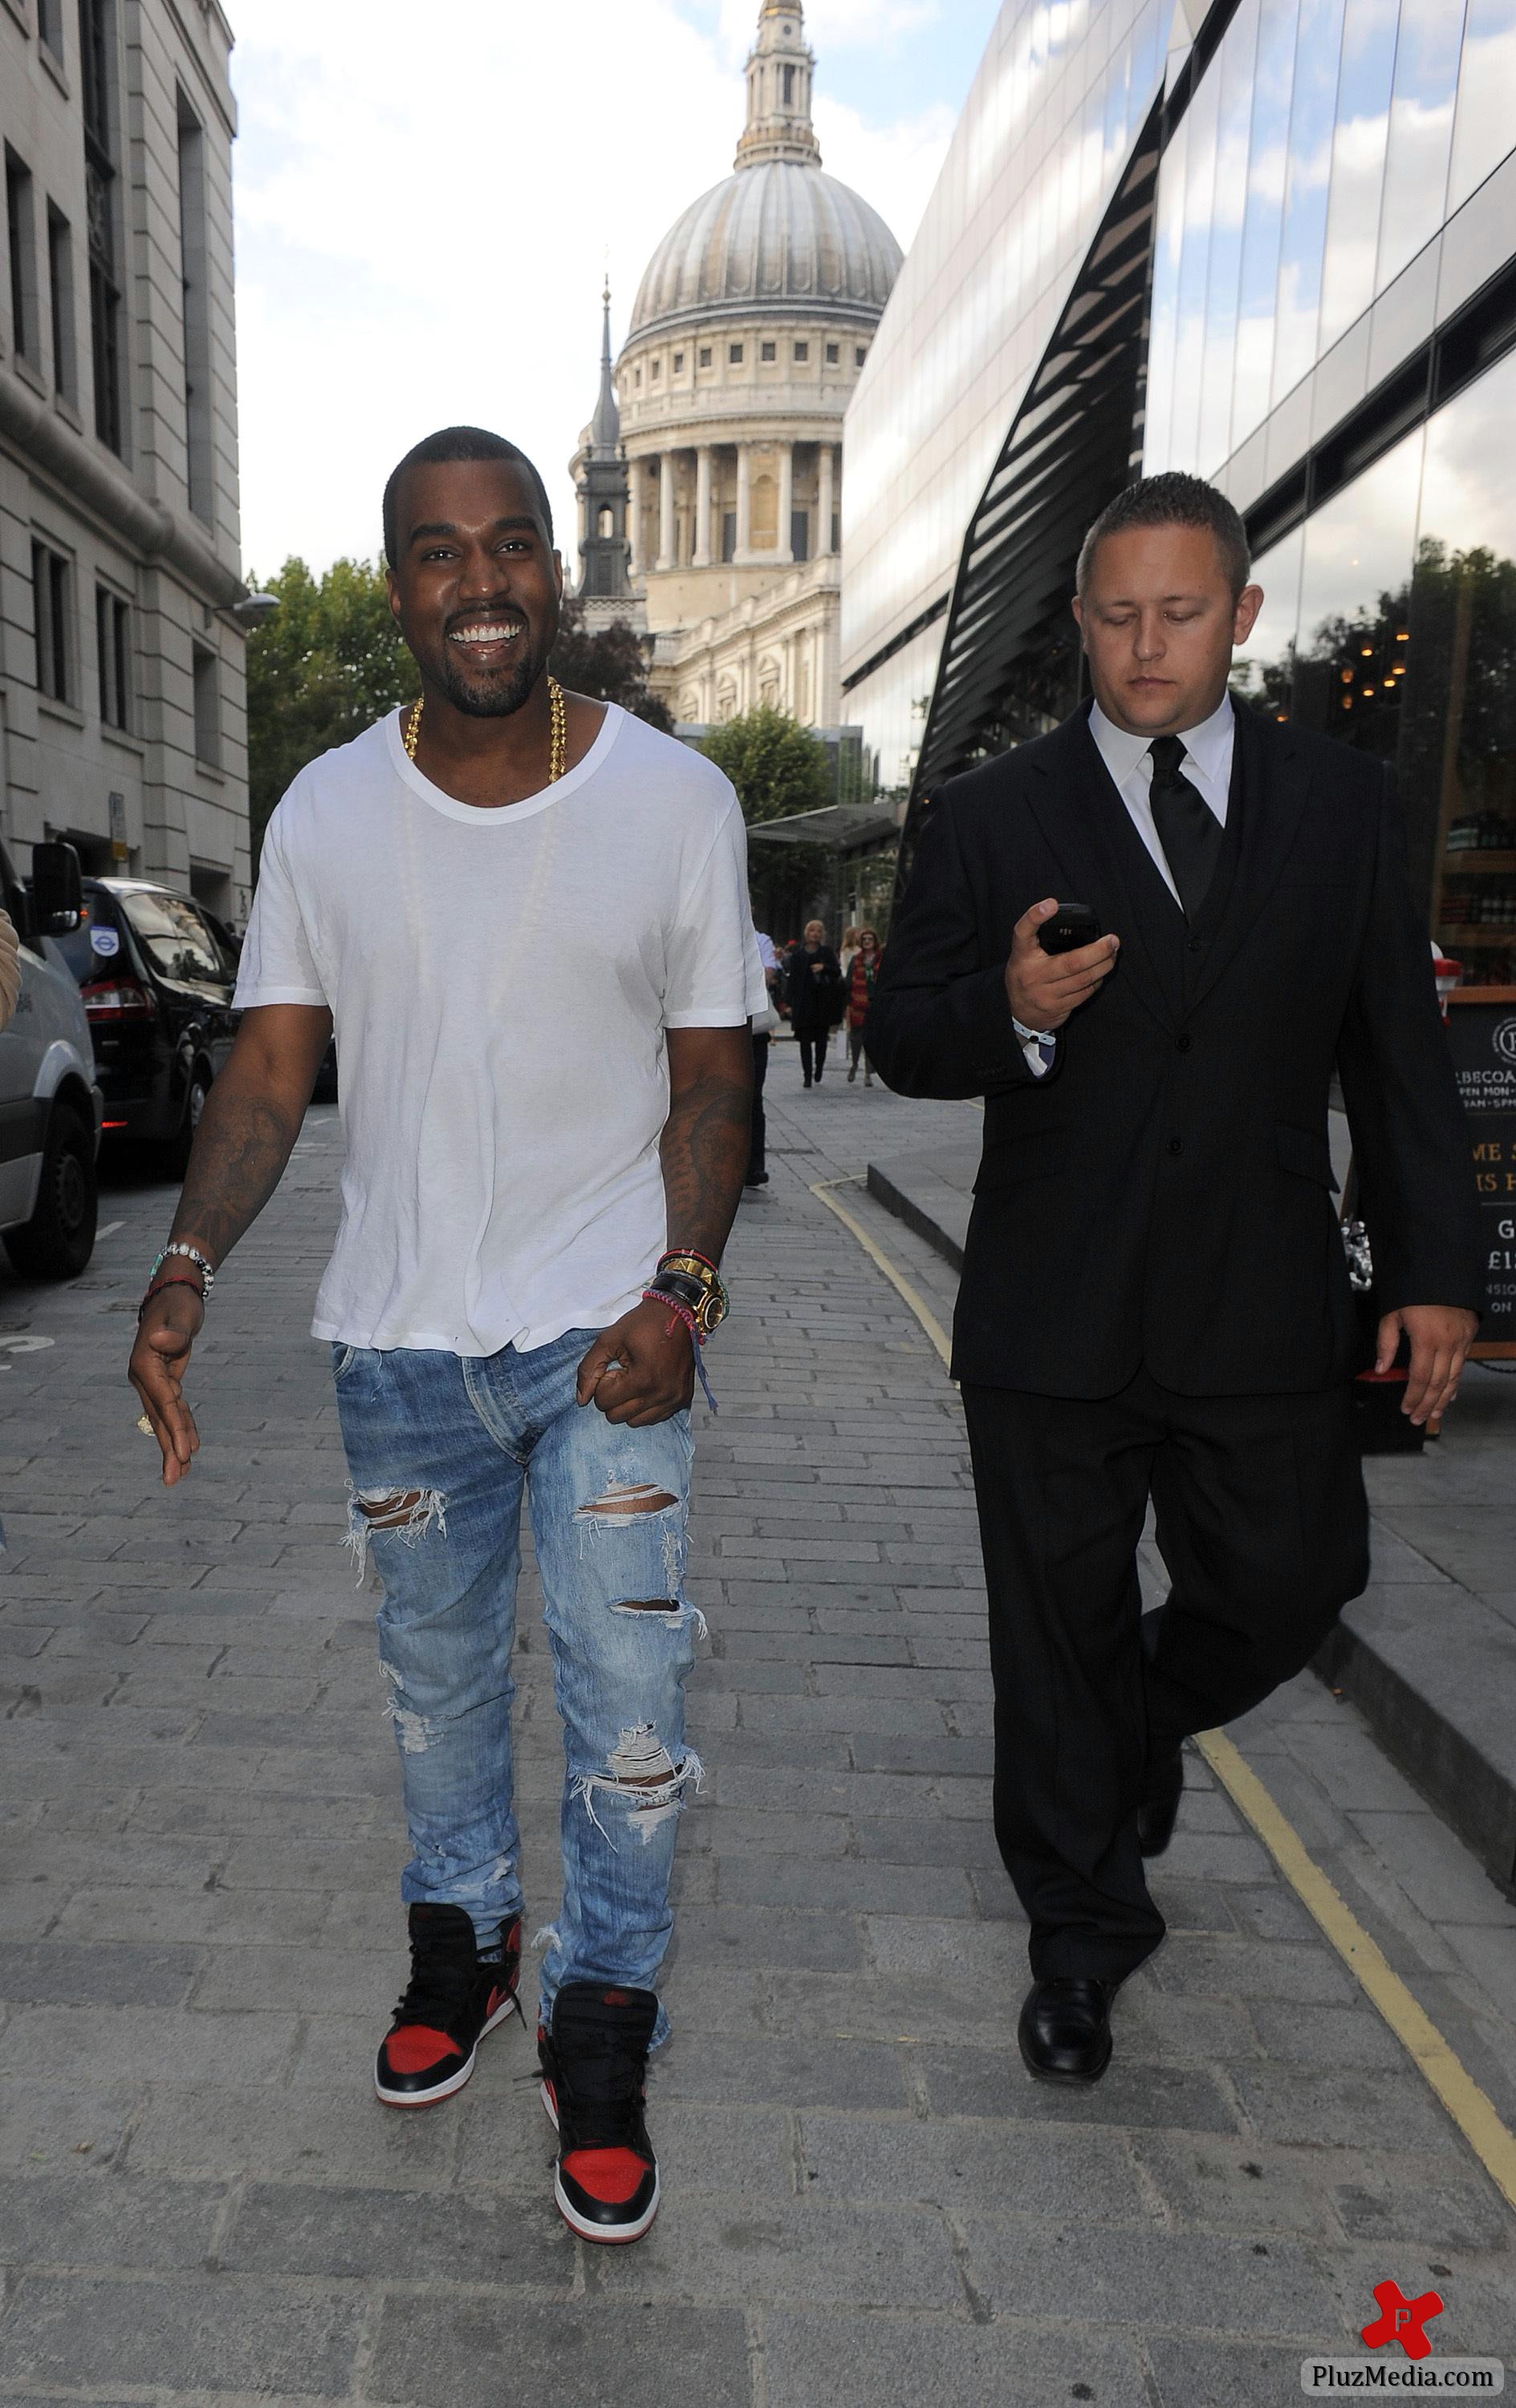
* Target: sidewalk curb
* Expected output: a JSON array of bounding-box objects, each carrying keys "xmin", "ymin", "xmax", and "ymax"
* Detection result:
[{"xmin": 867, "ymin": 1145, "xmax": 1516, "ymax": 1902}]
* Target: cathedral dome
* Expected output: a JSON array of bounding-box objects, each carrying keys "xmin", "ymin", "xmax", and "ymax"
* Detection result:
[{"xmin": 628, "ymin": 160, "xmax": 902, "ymax": 343}]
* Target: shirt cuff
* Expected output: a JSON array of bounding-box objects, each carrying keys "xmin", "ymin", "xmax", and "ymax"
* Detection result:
[{"xmin": 1012, "ymin": 1015, "xmax": 1057, "ymax": 1080}]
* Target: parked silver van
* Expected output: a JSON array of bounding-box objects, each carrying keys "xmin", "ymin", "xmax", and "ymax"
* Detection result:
[{"xmin": 0, "ymin": 840, "xmax": 102, "ymax": 1281}]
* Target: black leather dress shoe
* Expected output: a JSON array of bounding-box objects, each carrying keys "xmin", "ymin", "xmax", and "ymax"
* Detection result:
[
  {"xmin": 1018, "ymin": 1976, "xmax": 1116, "ymax": 2085},
  {"xmin": 1137, "ymin": 1748, "xmax": 1185, "ymax": 1858}
]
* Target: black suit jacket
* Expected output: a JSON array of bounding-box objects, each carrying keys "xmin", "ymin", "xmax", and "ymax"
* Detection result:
[{"xmin": 866, "ymin": 702, "xmax": 1484, "ymax": 1397}]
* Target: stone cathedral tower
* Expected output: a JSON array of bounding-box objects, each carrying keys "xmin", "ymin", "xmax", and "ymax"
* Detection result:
[
  {"xmin": 571, "ymin": 286, "xmax": 634, "ymax": 626},
  {"xmin": 576, "ymin": 0, "xmax": 902, "ymax": 730}
]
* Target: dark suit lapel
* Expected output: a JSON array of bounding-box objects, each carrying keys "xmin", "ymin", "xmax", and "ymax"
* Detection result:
[
  {"xmin": 1024, "ymin": 710, "xmax": 1184, "ymax": 1032},
  {"xmin": 1186, "ymin": 704, "xmax": 1314, "ymax": 1013}
]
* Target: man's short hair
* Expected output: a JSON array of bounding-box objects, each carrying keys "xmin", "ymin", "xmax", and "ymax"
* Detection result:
[
  {"xmin": 383, "ymin": 426, "xmax": 555, "ymax": 567},
  {"xmin": 1076, "ymin": 472, "xmax": 1250, "ymax": 599}
]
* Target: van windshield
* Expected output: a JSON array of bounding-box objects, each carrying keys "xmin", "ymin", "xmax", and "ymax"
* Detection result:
[{"xmin": 118, "ymin": 891, "xmax": 224, "ymax": 984}]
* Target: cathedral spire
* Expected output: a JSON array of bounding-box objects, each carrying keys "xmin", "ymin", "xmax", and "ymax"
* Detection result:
[
  {"xmin": 735, "ymin": 2, "xmax": 821, "ymax": 172},
  {"xmin": 590, "ymin": 279, "xmax": 619, "ymax": 454}
]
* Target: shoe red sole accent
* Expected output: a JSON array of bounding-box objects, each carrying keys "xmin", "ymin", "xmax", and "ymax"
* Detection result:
[{"xmin": 374, "ymin": 1992, "xmax": 520, "ymax": 2109}]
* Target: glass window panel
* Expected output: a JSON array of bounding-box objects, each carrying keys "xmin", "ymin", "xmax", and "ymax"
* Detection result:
[
  {"xmin": 1317, "ymin": 0, "xmax": 1397, "ymax": 350},
  {"xmin": 1144, "ymin": 113, "xmax": 1189, "ymax": 474},
  {"xmin": 1232, "ymin": 522, "xmax": 1304, "ymax": 718},
  {"xmin": 1290, "ymin": 431, "xmax": 1424, "ymax": 753},
  {"xmin": 1271, "ymin": 0, "xmax": 1348, "ymax": 409},
  {"xmin": 1446, "ymin": 0, "xmax": 1516, "ymax": 216},
  {"xmin": 1412, "ymin": 348, "xmax": 1516, "ymax": 978},
  {"xmin": 1232, "ymin": 0, "xmax": 1303, "ymax": 454},
  {"xmin": 1376, "ymin": 0, "xmax": 1467, "ymax": 290},
  {"xmin": 1198, "ymin": 0, "xmax": 1262, "ymax": 472},
  {"xmin": 1169, "ymin": 64, "xmax": 1221, "ymax": 474}
]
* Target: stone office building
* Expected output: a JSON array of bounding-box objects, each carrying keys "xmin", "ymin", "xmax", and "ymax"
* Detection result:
[{"xmin": 1, "ymin": 0, "xmax": 249, "ymax": 919}]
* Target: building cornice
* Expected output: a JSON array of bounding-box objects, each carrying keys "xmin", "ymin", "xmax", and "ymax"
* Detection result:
[
  {"xmin": 624, "ymin": 417, "xmax": 846, "ymax": 454},
  {"xmin": 0, "ymin": 360, "xmax": 244, "ymax": 608},
  {"xmin": 622, "ymin": 293, "xmax": 885, "ymax": 347}
]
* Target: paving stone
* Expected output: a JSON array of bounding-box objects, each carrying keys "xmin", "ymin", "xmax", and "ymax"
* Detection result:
[
  {"xmin": 0, "ymin": 1940, "xmax": 205, "ymax": 2006},
  {"xmin": 0, "ymin": 2272, "xmax": 364, "ymax": 2396},
  {"xmin": 652, "ymin": 2032, "xmax": 909, "ymax": 2111},
  {"xmin": 1145, "ymin": 2337, "xmax": 1329, "ymax": 2406},
  {"xmin": 0, "ymin": 2170, "xmax": 226, "ymax": 2268},
  {"xmin": 799, "ymin": 2109, "xmax": 1151, "ymax": 2219},
  {"xmin": 364, "ymin": 2296, "xmax": 753, "ymax": 2407},
  {"xmin": 585, "ymin": 2193, "xmax": 963, "ymax": 2308},
  {"xmin": 124, "ymin": 2080, "xmax": 465, "ymax": 2186},
  {"xmin": 762, "ymin": 2312, "xmax": 1147, "ymax": 2408},
  {"xmin": 0, "ymin": 2003, "xmax": 296, "ymax": 2087},
  {"xmin": 918, "ymin": 2047, "xmax": 1242, "ymax": 2133},
  {"xmin": 224, "ymin": 2177, "xmax": 575, "ymax": 2284},
  {"xmin": 958, "ymin": 2218, "xmax": 1341, "ymax": 2335}
]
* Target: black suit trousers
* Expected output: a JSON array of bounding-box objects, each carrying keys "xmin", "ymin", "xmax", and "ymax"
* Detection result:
[{"xmin": 961, "ymin": 1371, "xmax": 1370, "ymax": 1983}]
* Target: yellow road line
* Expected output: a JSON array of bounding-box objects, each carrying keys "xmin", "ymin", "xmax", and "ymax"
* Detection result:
[
  {"xmin": 1198, "ymin": 1728, "xmax": 1516, "ymax": 2211},
  {"xmin": 811, "ymin": 1178, "xmax": 953, "ymax": 1368},
  {"xmin": 818, "ymin": 1175, "xmax": 1516, "ymax": 2213}
]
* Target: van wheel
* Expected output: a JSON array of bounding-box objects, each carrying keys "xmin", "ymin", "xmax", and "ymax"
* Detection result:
[
  {"xmin": 166, "ymin": 1066, "xmax": 211, "ymax": 1179},
  {"xmin": 4, "ymin": 1107, "xmax": 97, "ymax": 1282}
]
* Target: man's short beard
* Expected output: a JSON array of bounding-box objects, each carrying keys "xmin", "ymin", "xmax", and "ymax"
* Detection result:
[{"xmin": 433, "ymin": 639, "xmax": 547, "ymax": 718}]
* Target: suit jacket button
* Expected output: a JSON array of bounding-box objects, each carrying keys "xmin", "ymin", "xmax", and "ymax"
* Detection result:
[
  {"xmin": 1188, "ymin": 937, "xmax": 1205, "ymax": 954},
  {"xmin": 1175, "ymin": 1033, "xmax": 1192, "ymax": 1053},
  {"xmin": 1167, "ymin": 1137, "xmax": 1183, "ymax": 1156}
]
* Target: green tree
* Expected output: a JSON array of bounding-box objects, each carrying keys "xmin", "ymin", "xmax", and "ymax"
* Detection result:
[
  {"xmin": 245, "ymin": 556, "xmax": 413, "ymax": 860},
  {"xmin": 701, "ymin": 705, "xmax": 835, "ymax": 936},
  {"xmin": 548, "ymin": 598, "xmax": 673, "ymax": 730}
]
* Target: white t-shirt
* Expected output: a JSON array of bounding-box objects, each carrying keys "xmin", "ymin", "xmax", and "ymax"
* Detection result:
[{"xmin": 235, "ymin": 703, "xmax": 767, "ymax": 1356}]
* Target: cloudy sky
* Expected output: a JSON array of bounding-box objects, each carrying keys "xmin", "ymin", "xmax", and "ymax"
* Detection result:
[{"xmin": 230, "ymin": 1, "xmax": 1001, "ymax": 582}]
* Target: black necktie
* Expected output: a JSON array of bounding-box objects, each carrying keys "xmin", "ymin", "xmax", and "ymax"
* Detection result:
[{"xmin": 1148, "ymin": 735, "xmax": 1221, "ymax": 920}]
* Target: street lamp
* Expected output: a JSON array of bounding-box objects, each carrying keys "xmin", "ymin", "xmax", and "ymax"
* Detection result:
[{"xmin": 217, "ymin": 591, "xmax": 281, "ymax": 632}]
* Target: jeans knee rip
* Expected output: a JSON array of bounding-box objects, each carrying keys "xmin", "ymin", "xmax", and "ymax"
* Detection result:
[
  {"xmin": 571, "ymin": 1723, "xmax": 705, "ymax": 1849},
  {"xmin": 377, "ymin": 1655, "xmax": 438, "ymax": 1755},
  {"xmin": 343, "ymin": 1483, "xmax": 448, "ymax": 1582}
]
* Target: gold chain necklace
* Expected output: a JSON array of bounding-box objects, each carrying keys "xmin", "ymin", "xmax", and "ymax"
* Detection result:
[{"xmin": 404, "ymin": 677, "xmax": 567, "ymax": 783}]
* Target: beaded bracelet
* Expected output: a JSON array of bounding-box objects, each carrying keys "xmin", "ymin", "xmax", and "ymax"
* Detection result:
[
  {"xmin": 149, "ymin": 1241, "xmax": 216, "ymax": 1299},
  {"xmin": 643, "ymin": 1288, "xmax": 719, "ymax": 1415}
]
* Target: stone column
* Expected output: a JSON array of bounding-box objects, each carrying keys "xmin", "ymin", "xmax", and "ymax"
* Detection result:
[
  {"xmin": 627, "ymin": 469, "xmax": 642, "ymax": 574},
  {"xmin": 775, "ymin": 442, "xmax": 795, "ymax": 565},
  {"xmin": 693, "ymin": 445, "xmax": 713, "ymax": 568},
  {"xmin": 817, "ymin": 443, "xmax": 835, "ymax": 557},
  {"xmin": 735, "ymin": 443, "xmax": 752, "ymax": 563},
  {"xmin": 657, "ymin": 453, "xmax": 677, "ymax": 572}
]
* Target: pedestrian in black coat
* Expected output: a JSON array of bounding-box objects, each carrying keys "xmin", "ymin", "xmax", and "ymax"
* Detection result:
[
  {"xmin": 867, "ymin": 473, "xmax": 1482, "ymax": 2089},
  {"xmin": 787, "ymin": 918, "xmax": 841, "ymax": 1088}
]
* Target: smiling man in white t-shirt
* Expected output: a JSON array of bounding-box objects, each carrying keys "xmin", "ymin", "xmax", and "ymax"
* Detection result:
[{"xmin": 128, "ymin": 425, "xmax": 766, "ymax": 2244}]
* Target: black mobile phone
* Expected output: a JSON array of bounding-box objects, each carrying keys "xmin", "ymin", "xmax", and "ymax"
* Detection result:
[{"xmin": 1037, "ymin": 902, "xmax": 1103, "ymax": 956}]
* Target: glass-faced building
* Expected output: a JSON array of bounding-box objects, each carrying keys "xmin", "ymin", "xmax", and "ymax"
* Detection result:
[{"xmin": 842, "ymin": 0, "xmax": 1516, "ymax": 978}]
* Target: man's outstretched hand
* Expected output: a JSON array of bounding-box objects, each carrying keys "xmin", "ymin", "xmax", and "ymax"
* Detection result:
[
  {"xmin": 1376, "ymin": 1304, "xmax": 1479, "ymax": 1426},
  {"xmin": 129, "ymin": 1283, "xmax": 205, "ymax": 1484},
  {"xmin": 577, "ymin": 1299, "xmax": 696, "ymax": 1426},
  {"xmin": 1006, "ymin": 898, "xmax": 1120, "ymax": 1032}
]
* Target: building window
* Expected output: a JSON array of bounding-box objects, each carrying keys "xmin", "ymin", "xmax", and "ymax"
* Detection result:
[
  {"xmin": 31, "ymin": 540, "xmax": 72, "ymax": 705},
  {"xmin": 96, "ymin": 586, "xmax": 130, "ymax": 730},
  {"xmin": 761, "ymin": 340, "xmax": 777, "ymax": 362},
  {"xmin": 721, "ymin": 510, "xmax": 737, "ymax": 564},
  {"xmin": 782, "ymin": 63, "xmax": 795, "ymax": 104},
  {"xmin": 729, "ymin": 342, "xmax": 744, "ymax": 364},
  {"xmin": 47, "ymin": 205, "xmax": 76, "ymax": 403},
  {"xmin": 80, "ymin": 0, "xmax": 124, "ymax": 456},
  {"xmin": 794, "ymin": 340, "xmax": 809, "ymax": 362},
  {"xmin": 791, "ymin": 510, "xmax": 810, "ymax": 563},
  {"xmin": 634, "ymin": 366, "xmax": 641, "ymax": 387},
  {"xmin": 826, "ymin": 341, "xmax": 839, "ymax": 365},
  {"xmin": 673, "ymin": 349, "xmax": 684, "ymax": 372},
  {"xmin": 856, "ymin": 346, "xmax": 868, "ymax": 368},
  {"xmin": 6, "ymin": 148, "xmax": 39, "ymax": 366},
  {"xmin": 698, "ymin": 344, "xmax": 712, "ymax": 368},
  {"xmin": 597, "ymin": 505, "xmax": 614, "ymax": 539},
  {"xmin": 192, "ymin": 643, "xmax": 220, "ymax": 767},
  {"xmin": 177, "ymin": 95, "xmax": 213, "ymax": 522},
  {"xmin": 38, "ymin": 0, "xmax": 64, "ymax": 57},
  {"xmin": 651, "ymin": 356, "xmax": 660, "ymax": 380}
]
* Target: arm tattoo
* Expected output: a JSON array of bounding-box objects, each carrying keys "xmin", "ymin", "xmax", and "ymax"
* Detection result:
[
  {"xmin": 170, "ymin": 1086, "xmax": 304, "ymax": 1267},
  {"xmin": 660, "ymin": 1066, "xmax": 752, "ymax": 1262}
]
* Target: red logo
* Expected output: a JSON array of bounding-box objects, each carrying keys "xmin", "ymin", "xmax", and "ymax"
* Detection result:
[{"xmin": 1361, "ymin": 2280, "xmax": 1445, "ymax": 2361}]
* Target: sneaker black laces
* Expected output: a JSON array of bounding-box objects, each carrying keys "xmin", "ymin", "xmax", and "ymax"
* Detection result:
[
  {"xmin": 391, "ymin": 1922, "xmax": 480, "ymax": 2033},
  {"xmin": 553, "ymin": 1999, "xmax": 653, "ymax": 2151}
]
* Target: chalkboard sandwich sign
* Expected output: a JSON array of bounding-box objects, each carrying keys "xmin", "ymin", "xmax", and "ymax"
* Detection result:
[{"xmin": 1446, "ymin": 986, "xmax": 1516, "ymax": 1359}]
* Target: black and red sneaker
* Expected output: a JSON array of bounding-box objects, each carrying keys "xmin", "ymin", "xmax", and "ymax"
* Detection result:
[
  {"xmin": 374, "ymin": 1902, "xmax": 521, "ymax": 2108},
  {"xmin": 539, "ymin": 1982, "xmax": 660, "ymax": 2243}
]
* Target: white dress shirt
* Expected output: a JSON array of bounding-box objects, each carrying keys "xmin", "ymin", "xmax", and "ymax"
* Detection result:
[{"xmin": 1014, "ymin": 692, "xmax": 1236, "ymax": 1078}]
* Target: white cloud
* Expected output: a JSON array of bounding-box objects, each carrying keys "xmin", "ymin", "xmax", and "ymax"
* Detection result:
[{"xmin": 230, "ymin": 0, "xmax": 953, "ymax": 578}]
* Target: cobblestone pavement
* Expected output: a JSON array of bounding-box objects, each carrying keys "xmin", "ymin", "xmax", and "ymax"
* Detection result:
[{"xmin": 0, "ymin": 1037, "xmax": 1512, "ymax": 2406}]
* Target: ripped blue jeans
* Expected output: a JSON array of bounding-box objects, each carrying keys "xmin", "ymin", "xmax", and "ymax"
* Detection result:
[{"xmin": 332, "ymin": 1328, "xmax": 701, "ymax": 2040}]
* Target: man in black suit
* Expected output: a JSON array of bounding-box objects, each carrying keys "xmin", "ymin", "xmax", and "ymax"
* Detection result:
[{"xmin": 866, "ymin": 474, "xmax": 1482, "ymax": 2085}]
